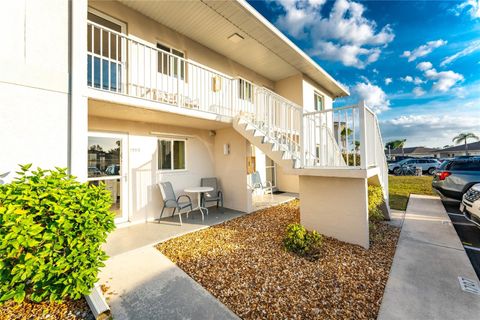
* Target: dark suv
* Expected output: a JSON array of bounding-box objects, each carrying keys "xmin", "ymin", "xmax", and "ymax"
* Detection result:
[{"xmin": 432, "ymin": 157, "xmax": 480, "ymax": 201}]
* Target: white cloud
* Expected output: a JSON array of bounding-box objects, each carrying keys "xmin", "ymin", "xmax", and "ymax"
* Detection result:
[
  {"xmin": 275, "ymin": 0, "xmax": 394, "ymax": 68},
  {"xmin": 381, "ymin": 114, "xmax": 480, "ymax": 147},
  {"xmin": 441, "ymin": 40, "xmax": 480, "ymax": 66},
  {"xmin": 402, "ymin": 40, "xmax": 447, "ymax": 62},
  {"xmin": 385, "ymin": 78, "xmax": 393, "ymax": 85},
  {"xmin": 310, "ymin": 41, "xmax": 381, "ymax": 68},
  {"xmin": 413, "ymin": 77, "xmax": 425, "ymax": 85},
  {"xmin": 424, "ymin": 69, "xmax": 464, "ymax": 92},
  {"xmin": 276, "ymin": 0, "xmax": 324, "ymax": 38},
  {"xmin": 457, "ymin": 0, "xmax": 480, "ymax": 19},
  {"xmin": 401, "ymin": 75, "xmax": 424, "ymax": 85},
  {"xmin": 376, "ymin": 80, "xmax": 480, "ymax": 147},
  {"xmin": 412, "ymin": 87, "xmax": 426, "ymax": 97},
  {"xmin": 416, "ymin": 61, "xmax": 433, "ymax": 71},
  {"xmin": 352, "ymin": 81, "xmax": 390, "ymax": 113}
]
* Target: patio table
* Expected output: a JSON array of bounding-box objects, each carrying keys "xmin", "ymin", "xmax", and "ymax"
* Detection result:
[{"xmin": 184, "ymin": 186, "xmax": 213, "ymax": 221}]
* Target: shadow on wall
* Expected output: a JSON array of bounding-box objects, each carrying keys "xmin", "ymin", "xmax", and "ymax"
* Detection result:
[
  {"xmin": 131, "ymin": 152, "xmax": 159, "ymax": 223},
  {"xmin": 0, "ymin": 171, "xmax": 9, "ymax": 185}
]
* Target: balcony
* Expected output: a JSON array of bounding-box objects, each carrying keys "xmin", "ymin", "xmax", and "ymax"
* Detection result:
[{"xmin": 86, "ymin": 20, "xmax": 387, "ymax": 186}]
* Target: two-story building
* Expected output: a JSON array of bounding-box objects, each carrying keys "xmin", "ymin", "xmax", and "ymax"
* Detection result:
[{"xmin": 0, "ymin": 0, "xmax": 388, "ymax": 248}]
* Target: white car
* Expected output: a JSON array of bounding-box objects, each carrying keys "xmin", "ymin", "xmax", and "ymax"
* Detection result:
[
  {"xmin": 388, "ymin": 158, "xmax": 441, "ymax": 175},
  {"xmin": 461, "ymin": 184, "xmax": 480, "ymax": 227}
]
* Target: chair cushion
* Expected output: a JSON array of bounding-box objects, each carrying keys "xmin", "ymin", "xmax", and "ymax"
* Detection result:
[{"xmin": 178, "ymin": 201, "xmax": 191, "ymax": 209}]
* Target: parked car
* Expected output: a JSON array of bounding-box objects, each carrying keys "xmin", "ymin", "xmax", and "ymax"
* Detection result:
[
  {"xmin": 461, "ymin": 183, "xmax": 480, "ymax": 227},
  {"xmin": 105, "ymin": 164, "xmax": 120, "ymax": 176},
  {"xmin": 88, "ymin": 166, "xmax": 102, "ymax": 177},
  {"xmin": 432, "ymin": 157, "xmax": 480, "ymax": 201},
  {"xmin": 388, "ymin": 158, "xmax": 441, "ymax": 175}
]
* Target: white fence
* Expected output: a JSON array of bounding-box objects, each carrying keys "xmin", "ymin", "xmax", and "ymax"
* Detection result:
[{"xmin": 87, "ymin": 21, "xmax": 387, "ymax": 182}]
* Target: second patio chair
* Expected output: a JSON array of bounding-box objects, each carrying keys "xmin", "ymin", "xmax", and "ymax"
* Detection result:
[
  {"xmin": 158, "ymin": 182, "xmax": 193, "ymax": 225},
  {"xmin": 200, "ymin": 177, "xmax": 224, "ymax": 209},
  {"xmin": 250, "ymin": 171, "xmax": 274, "ymax": 200}
]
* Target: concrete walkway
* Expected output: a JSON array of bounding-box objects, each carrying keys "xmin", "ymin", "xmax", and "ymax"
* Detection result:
[
  {"xmin": 99, "ymin": 246, "xmax": 239, "ymax": 320},
  {"xmin": 379, "ymin": 195, "xmax": 480, "ymax": 320}
]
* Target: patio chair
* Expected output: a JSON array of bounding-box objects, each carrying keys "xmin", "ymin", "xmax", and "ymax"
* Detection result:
[
  {"xmin": 200, "ymin": 177, "xmax": 224, "ymax": 209},
  {"xmin": 250, "ymin": 171, "xmax": 273, "ymax": 200},
  {"xmin": 158, "ymin": 182, "xmax": 193, "ymax": 225}
]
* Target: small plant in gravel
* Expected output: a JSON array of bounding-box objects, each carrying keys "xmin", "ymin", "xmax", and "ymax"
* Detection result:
[
  {"xmin": 368, "ymin": 184, "xmax": 385, "ymax": 221},
  {"xmin": 283, "ymin": 223, "xmax": 322, "ymax": 259},
  {"xmin": 0, "ymin": 165, "xmax": 115, "ymax": 304}
]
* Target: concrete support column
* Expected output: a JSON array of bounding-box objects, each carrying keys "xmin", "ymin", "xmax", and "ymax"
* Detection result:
[
  {"xmin": 299, "ymin": 175, "xmax": 369, "ymax": 248},
  {"xmin": 69, "ymin": 0, "xmax": 88, "ymax": 181}
]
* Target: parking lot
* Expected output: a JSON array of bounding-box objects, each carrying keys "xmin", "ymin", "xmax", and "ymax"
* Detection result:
[{"xmin": 442, "ymin": 200, "xmax": 480, "ymax": 279}]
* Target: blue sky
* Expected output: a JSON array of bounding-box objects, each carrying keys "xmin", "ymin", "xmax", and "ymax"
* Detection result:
[{"xmin": 248, "ymin": 0, "xmax": 480, "ymax": 148}]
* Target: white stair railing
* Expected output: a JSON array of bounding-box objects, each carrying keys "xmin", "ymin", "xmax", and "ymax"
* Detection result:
[{"xmin": 303, "ymin": 105, "xmax": 360, "ymax": 168}]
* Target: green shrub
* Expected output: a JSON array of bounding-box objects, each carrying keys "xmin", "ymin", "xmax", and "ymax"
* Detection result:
[
  {"xmin": 0, "ymin": 165, "xmax": 115, "ymax": 303},
  {"xmin": 342, "ymin": 153, "xmax": 361, "ymax": 166},
  {"xmin": 368, "ymin": 184, "xmax": 384, "ymax": 221},
  {"xmin": 284, "ymin": 223, "xmax": 322, "ymax": 258}
]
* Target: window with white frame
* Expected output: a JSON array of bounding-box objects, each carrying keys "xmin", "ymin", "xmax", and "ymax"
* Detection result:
[
  {"xmin": 238, "ymin": 78, "xmax": 253, "ymax": 102},
  {"xmin": 314, "ymin": 92, "xmax": 324, "ymax": 111},
  {"xmin": 157, "ymin": 43, "xmax": 185, "ymax": 79},
  {"xmin": 158, "ymin": 138, "xmax": 186, "ymax": 171}
]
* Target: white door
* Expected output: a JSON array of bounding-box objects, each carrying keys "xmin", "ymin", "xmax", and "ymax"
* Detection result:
[
  {"xmin": 265, "ymin": 156, "xmax": 277, "ymax": 188},
  {"xmin": 87, "ymin": 132, "xmax": 129, "ymax": 224}
]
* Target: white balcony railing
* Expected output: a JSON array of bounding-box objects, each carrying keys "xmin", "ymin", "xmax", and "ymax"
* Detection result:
[
  {"xmin": 87, "ymin": 21, "xmax": 254, "ymax": 117},
  {"xmin": 86, "ymin": 21, "xmax": 387, "ymax": 180}
]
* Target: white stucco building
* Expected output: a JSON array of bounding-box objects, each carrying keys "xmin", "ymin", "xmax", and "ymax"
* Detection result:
[{"xmin": 0, "ymin": 0, "xmax": 388, "ymax": 248}]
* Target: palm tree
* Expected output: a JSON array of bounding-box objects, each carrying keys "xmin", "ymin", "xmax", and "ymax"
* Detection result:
[
  {"xmin": 354, "ymin": 140, "xmax": 360, "ymax": 153},
  {"xmin": 340, "ymin": 127, "xmax": 353, "ymax": 151},
  {"xmin": 385, "ymin": 139, "xmax": 407, "ymax": 156},
  {"xmin": 452, "ymin": 132, "xmax": 479, "ymax": 156}
]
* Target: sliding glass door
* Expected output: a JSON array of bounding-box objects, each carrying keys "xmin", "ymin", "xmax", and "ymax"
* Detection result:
[{"xmin": 87, "ymin": 132, "xmax": 129, "ymax": 223}]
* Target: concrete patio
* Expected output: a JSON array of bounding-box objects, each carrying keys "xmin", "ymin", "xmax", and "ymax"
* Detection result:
[
  {"xmin": 252, "ymin": 192, "xmax": 298, "ymax": 210},
  {"xmin": 104, "ymin": 192, "xmax": 298, "ymax": 256},
  {"xmin": 104, "ymin": 207, "xmax": 246, "ymax": 256}
]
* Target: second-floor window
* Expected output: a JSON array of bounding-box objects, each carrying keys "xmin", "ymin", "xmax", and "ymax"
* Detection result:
[
  {"xmin": 157, "ymin": 43, "xmax": 185, "ymax": 80},
  {"xmin": 158, "ymin": 138, "xmax": 186, "ymax": 171},
  {"xmin": 314, "ymin": 92, "xmax": 324, "ymax": 111},
  {"xmin": 239, "ymin": 78, "xmax": 253, "ymax": 102}
]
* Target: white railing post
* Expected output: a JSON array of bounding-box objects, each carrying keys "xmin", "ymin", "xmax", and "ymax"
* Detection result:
[
  {"xmin": 176, "ymin": 57, "xmax": 181, "ymax": 107},
  {"xmin": 300, "ymin": 110, "xmax": 304, "ymax": 168},
  {"xmin": 359, "ymin": 100, "xmax": 368, "ymax": 169}
]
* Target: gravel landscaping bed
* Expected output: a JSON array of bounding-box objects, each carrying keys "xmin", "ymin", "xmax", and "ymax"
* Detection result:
[
  {"xmin": 157, "ymin": 200, "xmax": 400, "ymax": 319},
  {"xmin": 1, "ymin": 299, "xmax": 94, "ymax": 320}
]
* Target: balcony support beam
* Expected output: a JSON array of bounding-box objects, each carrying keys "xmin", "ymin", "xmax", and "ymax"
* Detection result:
[{"xmin": 299, "ymin": 175, "xmax": 369, "ymax": 249}]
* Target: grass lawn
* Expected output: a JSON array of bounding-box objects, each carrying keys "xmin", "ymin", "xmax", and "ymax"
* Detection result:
[
  {"xmin": 158, "ymin": 200, "xmax": 400, "ymax": 319},
  {"xmin": 389, "ymin": 175, "xmax": 436, "ymax": 211}
]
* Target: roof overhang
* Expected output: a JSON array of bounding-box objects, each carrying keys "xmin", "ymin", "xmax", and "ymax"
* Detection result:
[{"xmin": 117, "ymin": 0, "xmax": 349, "ymax": 98}]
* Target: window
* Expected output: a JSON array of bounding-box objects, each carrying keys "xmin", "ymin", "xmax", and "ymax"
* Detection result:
[
  {"xmin": 238, "ymin": 78, "xmax": 253, "ymax": 102},
  {"xmin": 449, "ymin": 160, "xmax": 480, "ymax": 171},
  {"xmin": 314, "ymin": 92, "xmax": 324, "ymax": 111},
  {"xmin": 157, "ymin": 43, "xmax": 185, "ymax": 79},
  {"xmin": 158, "ymin": 139, "xmax": 186, "ymax": 171}
]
